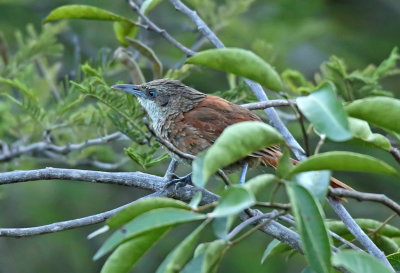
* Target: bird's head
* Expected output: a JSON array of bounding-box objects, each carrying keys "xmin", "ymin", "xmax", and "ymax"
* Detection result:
[{"xmin": 112, "ymin": 79, "xmax": 206, "ymax": 122}]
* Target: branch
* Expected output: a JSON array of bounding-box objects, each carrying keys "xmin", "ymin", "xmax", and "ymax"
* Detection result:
[
  {"xmin": 240, "ymin": 99, "xmax": 295, "ymax": 110},
  {"xmin": 329, "ymin": 187, "xmax": 400, "ymax": 216},
  {"xmin": 0, "ymin": 192, "xmax": 164, "ymax": 238},
  {"xmin": 0, "ymin": 167, "xmax": 302, "ymax": 253},
  {"xmin": 328, "ymin": 197, "xmax": 393, "ymax": 269},
  {"xmin": 390, "ymin": 146, "xmax": 400, "ymax": 164},
  {"xmin": 0, "ymin": 132, "xmax": 126, "ymax": 162},
  {"xmin": 128, "ymin": 0, "xmax": 195, "ymax": 56}
]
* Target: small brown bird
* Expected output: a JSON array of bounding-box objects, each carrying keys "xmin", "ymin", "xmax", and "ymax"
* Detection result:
[{"xmin": 112, "ymin": 79, "xmax": 350, "ymax": 189}]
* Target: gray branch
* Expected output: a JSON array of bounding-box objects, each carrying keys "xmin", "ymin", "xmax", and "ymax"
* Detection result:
[
  {"xmin": 241, "ymin": 99, "xmax": 295, "ymax": 110},
  {"xmin": 0, "ymin": 167, "xmax": 302, "ymax": 253},
  {"xmin": 328, "ymin": 197, "xmax": 393, "ymax": 270},
  {"xmin": 329, "ymin": 187, "xmax": 400, "ymax": 216},
  {"xmin": 0, "ymin": 132, "xmax": 126, "ymax": 162}
]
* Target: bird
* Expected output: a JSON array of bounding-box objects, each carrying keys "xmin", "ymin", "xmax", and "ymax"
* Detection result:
[{"xmin": 112, "ymin": 79, "xmax": 351, "ymax": 189}]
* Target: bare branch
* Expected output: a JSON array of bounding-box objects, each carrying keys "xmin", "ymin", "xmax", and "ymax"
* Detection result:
[
  {"xmin": 328, "ymin": 197, "xmax": 393, "ymax": 269},
  {"xmin": 240, "ymin": 99, "xmax": 294, "ymax": 110},
  {"xmin": 128, "ymin": 0, "xmax": 195, "ymax": 56},
  {"xmin": 329, "ymin": 187, "xmax": 400, "ymax": 216},
  {"xmin": 0, "ymin": 167, "xmax": 302, "ymax": 252},
  {"xmin": 390, "ymin": 146, "xmax": 400, "ymax": 164},
  {"xmin": 0, "ymin": 192, "xmax": 164, "ymax": 238},
  {"xmin": 0, "ymin": 132, "xmax": 126, "ymax": 162}
]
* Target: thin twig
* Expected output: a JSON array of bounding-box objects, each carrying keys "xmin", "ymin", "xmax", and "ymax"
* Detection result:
[
  {"xmin": 329, "ymin": 187, "xmax": 400, "ymax": 216},
  {"xmin": 0, "ymin": 132, "xmax": 126, "ymax": 162},
  {"xmin": 128, "ymin": 0, "xmax": 195, "ymax": 56},
  {"xmin": 328, "ymin": 197, "xmax": 393, "ymax": 269},
  {"xmin": 0, "ymin": 192, "xmax": 164, "ymax": 238},
  {"xmin": 279, "ymin": 215, "xmax": 363, "ymax": 252},
  {"xmin": 390, "ymin": 147, "xmax": 400, "ymax": 165},
  {"xmin": 314, "ymin": 134, "xmax": 326, "ymax": 155},
  {"xmin": 255, "ymin": 201, "xmax": 291, "ymax": 210},
  {"xmin": 240, "ymin": 99, "xmax": 294, "ymax": 110}
]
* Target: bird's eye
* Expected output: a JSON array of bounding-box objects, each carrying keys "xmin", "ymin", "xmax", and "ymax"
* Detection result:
[{"xmin": 148, "ymin": 90, "xmax": 156, "ymax": 98}]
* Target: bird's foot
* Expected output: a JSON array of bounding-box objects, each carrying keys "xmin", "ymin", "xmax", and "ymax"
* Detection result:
[{"xmin": 163, "ymin": 173, "xmax": 192, "ymax": 191}]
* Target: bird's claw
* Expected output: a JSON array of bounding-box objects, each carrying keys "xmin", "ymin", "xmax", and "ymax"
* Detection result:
[{"xmin": 163, "ymin": 173, "xmax": 192, "ymax": 191}]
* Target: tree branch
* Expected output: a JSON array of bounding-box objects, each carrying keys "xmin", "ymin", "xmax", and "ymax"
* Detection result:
[
  {"xmin": 329, "ymin": 187, "xmax": 400, "ymax": 216},
  {"xmin": 0, "ymin": 132, "xmax": 126, "ymax": 162},
  {"xmin": 240, "ymin": 99, "xmax": 294, "ymax": 110},
  {"xmin": 328, "ymin": 197, "xmax": 393, "ymax": 269},
  {"xmin": 0, "ymin": 167, "xmax": 302, "ymax": 253}
]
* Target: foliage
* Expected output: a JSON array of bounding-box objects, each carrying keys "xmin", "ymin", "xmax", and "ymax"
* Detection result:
[{"xmin": 1, "ymin": 1, "xmax": 400, "ymax": 273}]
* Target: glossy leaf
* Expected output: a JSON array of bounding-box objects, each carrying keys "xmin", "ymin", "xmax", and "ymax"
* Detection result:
[
  {"xmin": 387, "ymin": 252, "xmax": 400, "ymax": 271},
  {"xmin": 348, "ymin": 117, "xmax": 391, "ymax": 151},
  {"xmin": 326, "ymin": 219, "xmax": 400, "ymax": 238},
  {"xmin": 126, "ymin": 38, "xmax": 163, "ymax": 79},
  {"xmin": 297, "ymin": 82, "xmax": 352, "ymax": 141},
  {"xmin": 192, "ymin": 240, "xmax": 229, "ymax": 273},
  {"xmin": 243, "ymin": 174, "xmax": 276, "ymax": 196},
  {"xmin": 95, "ymin": 208, "xmax": 205, "ymax": 260},
  {"xmin": 156, "ymin": 221, "xmax": 208, "ymax": 273},
  {"xmin": 332, "ymin": 250, "xmax": 393, "ymax": 273},
  {"xmin": 101, "ymin": 227, "xmax": 169, "ymax": 273},
  {"xmin": 261, "ymin": 239, "xmax": 291, "ymax": 264},
  {"xmin": 212, "ymin": 215, "xmax": 236, "ymax": 240},
  {"xmin": 293, "ymin": 171, "xmax": 331, "ymax": 201},
  {"xmin": 186, "ymin": 48, "xmax": 283, "ymax": 91},
  {"xmin": 276, "ymin": 147, "xmax": 294, "ymax": 178},
  {"xmin": 140, "ymin": 0, "xmax": 163, "ymax": 14},
  {"xmin": 287, "ymin": 184, "xmax": 331, "ymax": 273},
  {"xmin": 189, "ymin": 192, "xmax": 203, "ymax": 209},
  {"xmin": 107, "ymin": 197, "xmax": 191, "ymax": 229},
  {"xmin": 113, "ymin": 21, "xmax": 138, "ymax": 46},
  {"xmin": 192, "ymin": 121, "xmax": 284, "ymax": 187},
  {"xmin": 290, "ymin": 151, "xmax": 398, "ymax": 176},
  {"xmin": 44, "ymin": 5, "xmax": 135, "ymax": 24},
  {"xmin": 209, "ymin": 186, "xmax": 255, "ymax": 217},
  {"xmin": 346, "ymin": 97, "xmax": 400, "ymax": 133}
]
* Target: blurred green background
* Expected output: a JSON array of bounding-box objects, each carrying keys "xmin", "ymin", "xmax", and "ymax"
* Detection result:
[{"xmin": 0, "ymin": 0, "xmax": 399, "ymax": 272}]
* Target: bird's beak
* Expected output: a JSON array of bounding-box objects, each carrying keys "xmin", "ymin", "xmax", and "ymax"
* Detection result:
[{"xmin": 111, "ymin": 84, "xmax": 146, "ymax": 98}]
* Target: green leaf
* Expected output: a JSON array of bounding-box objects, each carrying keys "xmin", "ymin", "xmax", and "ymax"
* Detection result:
[
  {"xmin": 293, "ymin": 171, "xmax": 331, "ymax": 201},
  {"xmin": 107, "ymin": 197, "xmax": 191, "ymax": 229},
  {"xmin": 326, "ymin": 219, "xmax": 400, "ymax": 238},
  {"xmin": 276, "ymin": 147, "xmax": 294, "ymax": 178},
  {"xmin": 242, "ymin": 174, "xmax": 276, "ymax": 196},
  {"xmin": 297, "ymin": 82, "xmax": 352, "ymax": 141},
  {"xmin": 387, "ymin": 252, "xmax": 400, "ymax": 271},
  {"xmin": 189, "ymin": 192, "xmax": 203, "ymax": 209},
  {"xmin": 261, "ymin": 239, "xmax": 291, "ymax": 264},
  {"xmin": 212, "ymin": 215, "xmax": 236, "ymax": 240},
  {"xmin": 44, "ymin": 5, "xmax": 136, "ymax": 24},
  {"xmin": 126, "ymin": 38, "xmax": 163, "ymax": 79},
  {"xmin": 286, "ymin": 184, "xmax": 331, "ymax": 273},
  {"xmin": 191, "ymin": 240, "xmax": 229, "ymax": 273},
  {"xmin": 181, "ymin": 254, "xmax": 205, "ymax": 273},
  {"xmin": 290, "ymin": 151, "xmax": 398, "ymax": 176},
  {"xmin": 346, "ymin": 97, "xmax": 400, "ymax": 133},
  {"xmin": 94, "ymin": 208, "xmax": 205, "ymax": 260},
  {"xmin": 140, "ymin": 0, "xmax": 163, "ymax": 14},
  {"xmin": 113, "ymin": 21, "xmax": 138, "ymax": 46},
  {"xmin": 209, "ymin": 186, "xmax": 255, "ymax": 217},
  {"xmin": 192, "ymin": 121, "xmax": 284, "ymax": 187},
  {"xmin": 332, "ymin": 250, "xmax": 393, "ymax": 273},
  {"xmin": 156, "ymin": 221, "xmax": 208, "ymax": 273},
  {"xmin": 186, "ymin": 48, "xmax": 283, "ymax": 91},
  {"xmin": 348, "ymin": 117, "xmax": 391, "ymax": 151},
  {"xmin": 101, "ymin": 227, "xmax": 169, "ymax": 273},
  {"xmin": 375, "ymin": 235, "xmax": 399, "ymax": 255}
]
